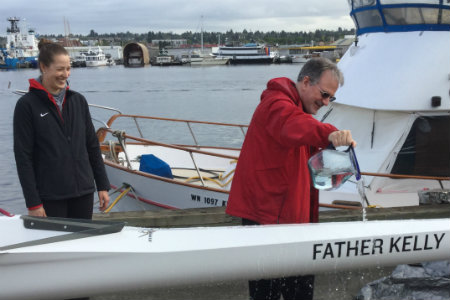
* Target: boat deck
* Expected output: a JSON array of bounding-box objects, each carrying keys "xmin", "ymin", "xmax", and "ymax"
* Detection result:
[{"xmin": 108, "ymin": 144, "xmax": 238, "ymax": 190}]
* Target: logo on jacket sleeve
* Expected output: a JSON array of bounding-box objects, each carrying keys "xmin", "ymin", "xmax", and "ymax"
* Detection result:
[{"xmin": 40, "ymin": 112, "xmax": 49, "ymax": 117}]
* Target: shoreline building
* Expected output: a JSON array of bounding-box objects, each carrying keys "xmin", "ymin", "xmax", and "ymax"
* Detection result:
[{"xmin": 65, "ymin": 45, "xmax": 123, "ymax": 62}]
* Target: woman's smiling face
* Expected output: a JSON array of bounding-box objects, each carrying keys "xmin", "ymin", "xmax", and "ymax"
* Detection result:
[{"xmin": 40, "ymin": 54, "xmax": 71, "ymax": 94}]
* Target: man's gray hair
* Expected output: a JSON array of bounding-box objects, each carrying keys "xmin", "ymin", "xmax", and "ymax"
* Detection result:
[{"xmin": 297, "ymin": 57, "xmax": 344, "ymax": 86}]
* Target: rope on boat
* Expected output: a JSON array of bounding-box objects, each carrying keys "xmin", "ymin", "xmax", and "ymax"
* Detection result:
[
  {"xmin": 108, "ymin": 140, "xmax": 121, "ymax": 163},
  {"xmin": 217, "ymin": 160, "xmax": 237, "ymax": 185},
  {"xmin": 104, "ymin": 183, "xmax": 135, "ymax": 213},
  {"xmin": 112, "ymin": 130, "xmax": 132, "ymax": 169}
]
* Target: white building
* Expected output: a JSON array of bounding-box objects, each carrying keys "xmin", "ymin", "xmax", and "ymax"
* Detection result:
[{"xmin": 65, "ymin": 45, "xmax": 123, "ymax": 60}]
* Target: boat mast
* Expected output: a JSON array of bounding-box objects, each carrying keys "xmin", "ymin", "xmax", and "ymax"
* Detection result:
[
  {"xmin": 7, "ymin": 17, "xmax": 20, "ymax": 34},
  {"xmin": 63, "ymin": 17, "xmax": 72, "ymax": 47},
  {"xmin": 201, "ymin": 15, "xmax": 204, "ymax": 53}
]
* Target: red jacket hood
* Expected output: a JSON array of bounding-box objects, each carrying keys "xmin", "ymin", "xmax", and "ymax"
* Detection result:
[
  {"xmin": 28, "ymin": 78, "xmax": 70, "ymax": 119},
  {"xmin": 261, "ymin": 77, "xmax": 300, "ymax": 106}
]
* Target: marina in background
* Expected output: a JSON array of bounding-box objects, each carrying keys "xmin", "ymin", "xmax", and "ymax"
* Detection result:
[{"xmin": 0, "ymin": 17, "xmax": 355, "ymax": 68}]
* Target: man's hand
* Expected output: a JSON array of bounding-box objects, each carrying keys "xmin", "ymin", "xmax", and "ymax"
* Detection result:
[
  {"xmin": 328, "ymin": 130, "xmax": 357, "ymax": 148},
  {"xmin": 28, "ymin": 206, "xmax": 47, "ymax": 217},
  {"xmin": 98, "ymin": 190, "xmax": 110, "ymax": 211}
]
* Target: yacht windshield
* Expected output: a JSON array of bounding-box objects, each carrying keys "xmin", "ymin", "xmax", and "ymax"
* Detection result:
[{"xmin": 348, "ymin": 0, "xmax": 450, "ymax": 34}]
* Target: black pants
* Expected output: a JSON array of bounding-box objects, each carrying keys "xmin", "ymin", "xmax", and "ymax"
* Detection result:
[
  {"xmin": 42, "ymin": 193, "xmax": 94, "ymax": 219},
  {"xmin": 242, "ymin": 218, "xmax": 315, "ymax": 300}
]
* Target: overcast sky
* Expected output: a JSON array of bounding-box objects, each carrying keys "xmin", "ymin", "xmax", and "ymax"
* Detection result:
[{"xmin": 2, "ymin": 0, "xmax": 354, "ymax": 36}]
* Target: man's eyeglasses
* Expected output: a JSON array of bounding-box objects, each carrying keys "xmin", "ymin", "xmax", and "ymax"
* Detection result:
[{"xmin": 317, "ymin": 86, "xmax": 336, "ymax": 102}]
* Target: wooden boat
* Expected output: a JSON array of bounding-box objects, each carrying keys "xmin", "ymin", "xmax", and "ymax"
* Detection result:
[
  {"xmin": 1, "ymin": 215, "xmax": 449, "ymax": 300},
  {"xmin": 92, "ymin": 105, "xmax": 247, "ymax": 212}
]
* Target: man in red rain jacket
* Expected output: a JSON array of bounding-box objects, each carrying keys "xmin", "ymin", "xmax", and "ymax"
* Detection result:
[{"xmin": 226, "ymin": 57, "xmax": 356, "ymax": 300}]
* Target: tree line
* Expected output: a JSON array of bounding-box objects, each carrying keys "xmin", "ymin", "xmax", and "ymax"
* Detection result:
[{"xmin": 35, "ymin": 27, "xmax": 355, "ymax": 46}]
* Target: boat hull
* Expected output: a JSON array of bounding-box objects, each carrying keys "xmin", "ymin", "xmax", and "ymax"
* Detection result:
[
  {"xmin": 215, "ymin": 45, "xmax": 274, "ymax": 64},
  {"xmin": 1, "ymin": 216, "xmax": 449, "ymax": 299},
  {"xmin": 85, "ymin": 61, "xmax": 107, "ymax": 67},
  {"xmin": 0, "ymin": 56, "xmax": 38, "ymax": 69},
  {"xmin": 104, "ymin": 162, "xmax": 230, "ymax": 211},
  {"xmin": 190, "ymin": 58, "xmax": 230, "ymax": 66},
  {"xmin": 290, "ymin": 55, "xmax": 308, "ymax": 63},
  {"xmin": 227, "ymin": 56, "xmax": 273, "ymax": 64}
]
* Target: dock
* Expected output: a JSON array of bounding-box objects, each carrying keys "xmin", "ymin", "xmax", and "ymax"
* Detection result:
[
  {"xmin": 93, "ymin": 204, "xmax": 450, "ymax": 227},
  {"xmin": 91, "ymin": 204, "xmax": 450, "ymax": 300}
]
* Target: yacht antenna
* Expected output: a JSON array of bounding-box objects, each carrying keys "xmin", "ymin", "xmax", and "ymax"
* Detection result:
[{"xmin": 201, "ymin": 15, "xmax": 204, "ymax": 53}]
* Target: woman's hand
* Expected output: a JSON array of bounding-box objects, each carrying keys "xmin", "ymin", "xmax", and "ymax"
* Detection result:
[
  {"xmin": 28, "ymin": 206, "xmax": 47, "ymax": 217},
  {"xmin": 98, "ymin": 190, "xmax": 110, "ymax": 211}
]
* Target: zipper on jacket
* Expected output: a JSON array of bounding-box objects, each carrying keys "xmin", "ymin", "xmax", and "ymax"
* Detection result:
[{"xmin": 47, "ymin": 92, "xmax": 67, "ymax": 123}]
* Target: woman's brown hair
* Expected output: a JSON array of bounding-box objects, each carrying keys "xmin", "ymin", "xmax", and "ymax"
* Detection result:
[{"xmin": 38, "ymin": 39, "xmax": 69, "ymax": 71}]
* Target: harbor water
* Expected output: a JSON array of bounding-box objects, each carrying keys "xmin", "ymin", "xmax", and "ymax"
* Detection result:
[{"xmin": 0, "ymin": 63, "xmax": 302, "ymax": 215}]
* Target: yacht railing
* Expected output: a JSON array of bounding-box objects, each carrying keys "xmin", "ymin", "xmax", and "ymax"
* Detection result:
[
  {"xmin": 89, "ymin": 104, "xmax": 248, "ymax": 147},
  {"xmin": 105, "ymin": 114, "xmax": 248, "ymax": 145},
  {"xmin": 89, "ymin": 104, "xmax": 122, "ymax": 128}
]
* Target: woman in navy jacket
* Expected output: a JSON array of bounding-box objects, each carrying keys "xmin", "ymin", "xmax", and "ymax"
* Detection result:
[{"xmin": 13, "ymin": 41, "xmax": 110, "ymax": 219}]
